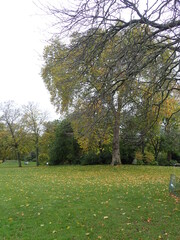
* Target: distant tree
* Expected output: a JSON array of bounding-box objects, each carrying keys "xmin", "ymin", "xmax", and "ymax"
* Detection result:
[
  {"xmin": 0, "ymin": 101, "xmax": 23, "ymax": 167},
  {"xmin": 160, "ymin": 102, "xmax": 180, "ymax": 162},
  {"xmin": 49, "ymin": 120, "xmax": 81, "ymax": 165},
  {"xmin": 22, "ymin": 102, "xmax": 48, "ymax": 166},
  {"xmin": 40, "ymin": 120, "xmax": 59, "ymax": 158},
  {"xmin": 0, "ymin": 122, "xmax": 12, "ymax": 161}
]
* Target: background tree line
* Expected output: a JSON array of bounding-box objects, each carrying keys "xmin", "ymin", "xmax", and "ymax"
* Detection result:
[
  {"xmin": 0, "ymin": 101, "xmax": 48, "ymax": 167},
  {"xmin": 0, "ymin": 99, "xmax": 179, "ymax": 167}
]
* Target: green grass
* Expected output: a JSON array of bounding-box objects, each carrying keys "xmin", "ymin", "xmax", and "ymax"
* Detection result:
[
  {"xmin": 0, "ymin": 164, "xmax": 180, "ymax": 240},
  {"xmin": 0, "ymin": 160, "xmax": 36, "ymax": 167}
]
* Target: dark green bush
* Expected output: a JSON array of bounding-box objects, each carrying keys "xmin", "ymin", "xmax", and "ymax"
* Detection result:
[
  {"xmin": 80, "ymin": 152, "xmax": 100, "ymax": 165},
  {"xmin": 99, "ymin": 151, "xmax": 112, "ymax": 164},
  {"xmin": 25, "ymin": 152, "xmax": 36, "ymax": 162},
  {"xmin": 80, "ymin": 150, "xmax": 112, "ymax": 165},
  {"xmin": 169, "ymin": 160, "xmax": 178, "ymax": 166},
  {"xmin": 157, "ymin": 152, "xmax": 169, "ymax": 166},
  {"xmin": 49, "ymin": 120, "xmax": 81, "ymax": 165},
  {"xmin": 120, "ymin": 141, "xmax": 135, "ymax": 164},
  {"xmin": 25, "ymin": 156, "xmax": 32, "ymax": 162},
  {"xmin": 39, "ymin": 153, "xmax": 50, "ymax": 165},
  {"xmin": 172, "ymin": 152, "xmax": 180, "ymax": 162}
]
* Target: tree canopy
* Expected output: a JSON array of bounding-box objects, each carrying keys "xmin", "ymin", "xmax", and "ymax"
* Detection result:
[{"xmin": 45, "ymin": 0, "xmax": 180, "ymax": 98}]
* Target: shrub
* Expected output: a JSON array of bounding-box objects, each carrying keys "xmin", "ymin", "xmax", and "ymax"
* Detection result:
[
  {"xmin": 134, "ymin": 151, "xmax": 157, "ymax": 165},
  {"xmin": 120, "ymin": 141, "xmax": 135, "ymax": 164},
  {"xmin": 169, "ymin": 160, "xmax": 178, "ymax": 166},
  {"xmin": 134, "ymin": 151, "xmax": 144, "ymax": 165},
  {"xmin": 80, "ymin": 150, "xmax": 112, "ymax": 165},
  {"xmin": 25, "ymin": 156, "xmax": 32, "ymax": 162},
  {"xmin": 157, "ymin": 152, "xmax": 169, "ymax": 166},
  {"xmin": 144, "ymin": 151, "xmax": 155, "ymax": 165},
  {"xmin": 25, "ymin": 152, "xmax": 36, "ymax": 162},
  {"xmin": 80, "ymin": 152, "xmax": 100, "ymax": 165},
  {"xmin": 39, "ymin": 153, "xmax": 50, "ymax": 165},
  {"xmin": 172, "ymin": 152, "xmax": 180, "ymax": 162},
  {"xmin": 99, "ymin": 151, "xmax": 112, "ymax": 164}
]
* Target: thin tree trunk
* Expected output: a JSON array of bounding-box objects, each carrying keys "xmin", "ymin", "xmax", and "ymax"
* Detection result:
[
  {"xmin": 111, "ymin": 93, "xmax": 122, "ymax": 166},
  {"xmin": 36, "ymin": 145, "xmax": 39, "ymax": 166},
  {"xmin": 154, "ymin": 143, "xmax": 160, "ymax": 161},
  {"xmin": 167, "ymin": 151, "xmax": 172, "ymax": 162},
  {"xmin": 16, "ymin": 149, "xmax": 22, "ymax": 167},
  {"xmin": 35, "ymin": 134, "xmax": 39, "ymax": 166},
  {"xmin": 99, "ymin": 140, "xmax": 104, "ymax": 163},
  {"xmin": 111, "ymin": 111, "xmax": 121, "ymax": 166},
  {"xmin": 141, "ymin": 137, "xmax": 145, "ymax": 156}
]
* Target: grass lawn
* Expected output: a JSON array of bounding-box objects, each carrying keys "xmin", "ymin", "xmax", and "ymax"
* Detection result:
[{"xmin": 0, "ymin": 163, "xmax": 180, "ymax": 240}]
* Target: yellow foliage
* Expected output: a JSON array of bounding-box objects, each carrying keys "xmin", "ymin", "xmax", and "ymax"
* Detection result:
[
  {"xmin": 144, "ymin": 151, "xmax": 155, "ymax": 164},
  {"xmin": 135, "ymin": 151, "xmax": 143, "ymax": 161},
  {"xmin": 161, "ymin": 97, "xmax": 177, "ymax": 119}
]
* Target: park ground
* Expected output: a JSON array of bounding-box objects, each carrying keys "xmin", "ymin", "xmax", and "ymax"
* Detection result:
[{"xmin": 0, "ymin": 163, "xmax": 180, "ymax": 240}]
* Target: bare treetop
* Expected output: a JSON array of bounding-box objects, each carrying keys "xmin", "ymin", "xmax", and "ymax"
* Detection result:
[{"xmin": 47, "ymin": 0, "xmax": 180, "ymax": 36}]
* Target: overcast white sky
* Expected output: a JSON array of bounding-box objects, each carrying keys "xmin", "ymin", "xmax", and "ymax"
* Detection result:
[
  {"xmin": 0, "ymin": 0, "xmax": 61, "ymax": 120},
  {"xmin": 0, "ymin": 0, "xmax": 159, "ymax": 121}
]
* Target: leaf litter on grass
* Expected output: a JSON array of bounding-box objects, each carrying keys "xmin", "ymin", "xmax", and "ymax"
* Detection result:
[{"xmin": 0, "ymin": 165, "xmax": 180, "ymax": 239}]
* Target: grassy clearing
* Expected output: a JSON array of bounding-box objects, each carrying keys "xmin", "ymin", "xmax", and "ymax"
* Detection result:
[
  {"xmin": 0, "ymin": 160, "xmax": 37, "ymax": 167},
  {"xmin": 0, "ymin": 164, "xmax": 179, "ymax": 240}
]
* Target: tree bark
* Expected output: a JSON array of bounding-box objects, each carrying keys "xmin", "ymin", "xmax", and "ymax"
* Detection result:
[
  {"xmin": 35, "ymin": 134, "xmax": 39, "ymax": 166},
  {"xmin": 141, "ymin": 137, "xmax": 145, "ymax": 156},
  {"xmin": 167, "ymin": 151, "xmax": 172, "ymax": 162},
  {"xmin": 17, "ymin": 150, "xmax": 22, "ymax": 167},
  {"xmin": 111, "ymin": 110, "xmax": 121, "ymax": 166},
  {"xmin": 36, "ymin": 145, "xmax": 39, "ymax": 166},
  {"xmin": 98, "ymin": 140, "xmax": 104, "ymax": 163}
]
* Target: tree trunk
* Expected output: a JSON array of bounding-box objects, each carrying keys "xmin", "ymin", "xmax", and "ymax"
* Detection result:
[
  {"xmin": 154, "ymin": 143, "xmax": 160, "ymax": 162},
  {"xmin": 154, "ymin": 149, "xmax": 158, "ymax": 161},
  {"xmin": 35, "ymin": 134, "xmax": 39, "ymax": 166},
  {"xmin": 141, "ymin": 137, "xmax": 145, "ymax": 156},
  {"xmin": 111, "ymin": 111, "xmax": 121, "ymax": 166},
  {"xmin": 17, "ymin": 150, "xmax": 22, "ymax": 167},
  {"xmin": 99, "ymin": 140, "xmax": 104, "ymax": 163},
  {"xmin": 167, "ymin": 151, "xmax": 172, "ymax": 162},
  {"xmin": 36, "ymin": 145, "xmax": 39, "ymax": 166}
]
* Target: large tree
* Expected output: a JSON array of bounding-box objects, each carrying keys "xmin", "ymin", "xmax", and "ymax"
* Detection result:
[
  {"xmin": 42, "ymin": 33, "xmax": 139, "ymax": 165},
  {"xmin": 42, "ymin": 29, "xmax": 178, "ymax": 165},
  {"xmin": 42, "ymin": 0, "xmax": 179, "ymax": 164}
]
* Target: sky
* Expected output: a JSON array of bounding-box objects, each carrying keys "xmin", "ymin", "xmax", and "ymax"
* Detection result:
[
  {"xmin": 0, "ymin": 0, "xmax": 60, "ymax": 120},
  {"xmin": 0, "ymin": 0, "xmax": 158, "ymax": 121}
]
